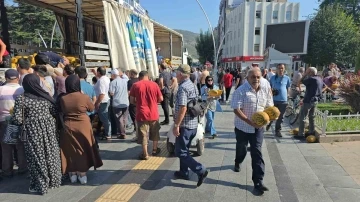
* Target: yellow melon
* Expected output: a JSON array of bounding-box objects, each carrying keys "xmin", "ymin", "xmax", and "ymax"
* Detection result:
[
  {"xmin": 208, "ymin": 89, "xmax": 219, "ymax": 97},
  {"xmin": 251, "ymin": 112, "xmax": 270, "ymax": 127},
  {"xmin": 216, "ymin": 90, "xmax": 223, "ymax": 96},
  {"xmin": 331, "ymin": 83, "xmax": 339, "ymax": 89},
  {"xmin": 306, "ymin": 135, "xmax": 317, "ymax": 143},
  {"xmin": 9, "ymin": 107, "xmax": 14, "ymax": 115},
  {"xmin": 292, "ymin": 128, "xmax": 299, "ymax": 135},
  {"xmin": 264, "ymin": 106, "xmax": 281, "ymax": 121},
  {"xmin": 11, "ymin": 57, "xmax": 18, "ymax": 64}
]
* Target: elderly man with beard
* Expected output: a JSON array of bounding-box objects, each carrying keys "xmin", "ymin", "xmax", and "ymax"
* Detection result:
[{"xmin": 231, "ymin": 68, "xmax": 273, "ymax": 195}]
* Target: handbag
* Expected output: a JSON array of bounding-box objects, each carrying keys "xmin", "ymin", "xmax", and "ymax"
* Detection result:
[{"xmin": 3, "ymin": 96, "xmax": 27, "ymax": 144}]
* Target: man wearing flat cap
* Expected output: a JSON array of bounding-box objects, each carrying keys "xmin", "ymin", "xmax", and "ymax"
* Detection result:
[{"xmin": 172, "ymin": 64, "xmax": 209, "ymax": 187}]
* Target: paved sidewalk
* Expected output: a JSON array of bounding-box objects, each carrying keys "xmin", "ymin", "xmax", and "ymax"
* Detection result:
[{"xmin": 1, "ymin": 104, "xmax": 360, "ymax": 202}]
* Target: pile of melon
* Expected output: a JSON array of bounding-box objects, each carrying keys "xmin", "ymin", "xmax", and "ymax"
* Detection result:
[
  {"xmin": 251, "ymin": 106, "xmax": 280, "ymax": 127},
  {"xmin": 10, "ymin": 54, "xmax": 81, "ymax": 68},
  {"xmin": 290, "ymin": 127, "xmax": 317, "ymax": 143}
]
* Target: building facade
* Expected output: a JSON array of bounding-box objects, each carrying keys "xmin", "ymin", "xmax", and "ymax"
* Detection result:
[{"xmin": 218, "ymin": 0, "xmax": 299, "ymax": 69}]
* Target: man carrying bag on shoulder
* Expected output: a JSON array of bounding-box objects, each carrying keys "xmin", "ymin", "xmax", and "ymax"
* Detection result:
[{"xmin": 172, "ymin": 64, "xmax": 209, "ymax": 187}]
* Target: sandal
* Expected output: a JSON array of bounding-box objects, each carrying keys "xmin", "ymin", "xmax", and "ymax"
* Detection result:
[
  {"xmin": 99, "ymin": 136, "xmax": 111, "ymax": 140},
  {"xmin": 152, "ymin": 148, "xmax": 161, "ymax": 156},
  {"xmin": 117, "ymin": 135, "xmax": 126, "ymax": 139},
  {"xmin": 139, "ymin": 153, "xmax": 149, "ymax": 160}
]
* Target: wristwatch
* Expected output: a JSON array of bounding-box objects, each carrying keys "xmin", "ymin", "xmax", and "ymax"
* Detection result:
[{"xmin": 174, "ymin": 123, "xmax": 179, "ymax": 128}]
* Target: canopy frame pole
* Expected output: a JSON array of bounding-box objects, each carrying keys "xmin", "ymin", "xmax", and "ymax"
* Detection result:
[
  {"xmin": 76, "ymin": 0, "xmax": 85, "ymax": 66},
  {"xmin": 169, "ymin": 32, "xmax": 173, "ymax": 61}
]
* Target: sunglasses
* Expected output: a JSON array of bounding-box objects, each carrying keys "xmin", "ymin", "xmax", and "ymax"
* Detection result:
[
  {"xmin": 250, "ymin": 76, "xmax": 261, "ymax": 79},
  {"xmin": 207, "ymin": 79, "xmax": 213, "ymax": 81}
]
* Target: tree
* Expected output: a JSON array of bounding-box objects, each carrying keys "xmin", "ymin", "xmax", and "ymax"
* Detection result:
[
  {"xmin": 6, "ymin": 2, "xmax": 62, "ymax": 48},
  {"xmin": 303, "ymin": 5, "xmax": 360, "ymax": 66},
  {"xmin": 356, "ymin": 53, "xmax": 360, "ymax": 72},
  {"xmin": 187, "ymin": 56, "xmax": 193, "ymax": 66},
  {"xmin": 319, "ymin": 0, "xmax": 360, "ymax": 24},
  {"xmin": 195, "ymin": 30, "xmax": 214, "ymax": 65}
]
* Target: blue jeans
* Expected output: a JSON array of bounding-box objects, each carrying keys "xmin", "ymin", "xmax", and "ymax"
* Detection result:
[
  {"xmin": 175, "ymin": 127, "xmax": 206, "ymax": 176},
  {"xmin": 235, "ymin": 127, "xmax": 265, "ymax": 184},
  {"xmin": 98, "ymin": 101, "xmax": 111, "ymax": 137},
  {"xmin": 205, "ymin": 110, "xmax": 216, "ymax": 135}
]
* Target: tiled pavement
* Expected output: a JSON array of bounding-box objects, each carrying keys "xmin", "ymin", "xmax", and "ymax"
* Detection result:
[{"xmin": 1, "ymin": 104, "xmax": 360, "ymax": 202}]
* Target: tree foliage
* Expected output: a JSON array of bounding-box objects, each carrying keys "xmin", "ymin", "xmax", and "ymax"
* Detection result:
[
  {"xmin": 7, "ymin": 2, "xmax": 62, "ymax": 48},
  {"xmin": 319, "ymin": 0, "xmax": 360, "ymax": 24},
  {"xmin": 303, "ymin": 5, "xmax": 360, "ymax": 66},
  {"xmin": 187, "ymin": 56, "xmax": 193, "ymax": 66},
  {"xmin": 195, "ymin": 30, "xmax": 214, "ymax": 65}
]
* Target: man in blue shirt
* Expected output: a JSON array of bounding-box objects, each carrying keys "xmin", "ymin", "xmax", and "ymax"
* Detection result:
[
  {"xmin": 75, "ymin": 67, "xmax": 98, "ymax": 147},
  {"xmin": 267, "ymin": 64, "xmax": 291, "ymax": 137},
  {"xmin": 76, "ymin": 67, "xmax": 96, "ymax": 116}
]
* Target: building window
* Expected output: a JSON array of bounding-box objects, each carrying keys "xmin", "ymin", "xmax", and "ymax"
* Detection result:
[
  {"xmin": 273, "ymin": 11, "xmax": 278, "ymax": 19},
  {"xmin": 239, "ymin": 14, "xmax": 241, "ymax": 21},
  {"xmin": 238, "ymin": 29, "xmax": 241, "ymax": 37},
  {"xmin": 255, "ymin": 27, "xmax": 260, "ymax": 35},
  {"xmin": 256, "ymin": 11, "xmax": 261, "ymax": 18},
  {"xmin": 254, "ymin": 44, "xmax": 260, "ymax": 52},
  {"xmin": 286, "ymin": 11, "xmax": 292, "ymax": 20},
  {"xmin": 234, "ymin": 30, "xmax": 236, "ymax": 38}
]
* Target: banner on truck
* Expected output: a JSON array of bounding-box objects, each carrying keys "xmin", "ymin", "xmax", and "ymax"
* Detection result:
[{"xmin": 103, "ymin": 0, "xmax": 158, "ymax": 78}]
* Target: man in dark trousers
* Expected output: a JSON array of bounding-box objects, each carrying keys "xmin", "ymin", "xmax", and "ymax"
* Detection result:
[
  {"xmin": 158, "ymin": 63, "xmax": 172, "ymax": 125},
  {"xmin": 231, "ymin": 68, "xmax": 273, "ymax": 194},
  {"xmin": 127, "ymin": 69, "xmax": 139, "ymax": 141},
  {"xmin": 173, "ymin": 64, "xmax": 209, "ymax": 187}
]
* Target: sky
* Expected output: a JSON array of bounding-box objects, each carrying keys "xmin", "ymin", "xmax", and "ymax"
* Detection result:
[{"xmin": 141, "ymin": 0, "xmax": 321, "ymax": 33}]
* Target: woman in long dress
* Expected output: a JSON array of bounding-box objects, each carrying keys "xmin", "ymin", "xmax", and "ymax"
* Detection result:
[
  {"xmin": 59, "ymin": 75, "xmax": 103, "ymax": 184},
  {"xmin": 12, "ymin": 74, "xmax": 62, "ymax": 194}
]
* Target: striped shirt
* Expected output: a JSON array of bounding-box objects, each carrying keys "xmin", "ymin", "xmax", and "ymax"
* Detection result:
[
  {"xmin": 0, "ymin": 83, "xmax": 24, "ymax": 122},
  {"xmin": 231, "ymin": 81, "xmax": 273, "ymax": 133}
]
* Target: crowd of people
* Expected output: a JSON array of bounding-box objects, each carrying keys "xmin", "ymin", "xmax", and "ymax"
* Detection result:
[
  {"xmin": 0, "ymin": 52, "xmax": 345, "ymax": 196},
  {"xmin": 0, "ymin": 53, "xmax": 215, "ymax": 194}
]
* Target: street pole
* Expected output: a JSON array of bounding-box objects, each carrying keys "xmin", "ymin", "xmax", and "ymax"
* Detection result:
[
  {"xmin": 195, "ymin": 0, "xmax": 217, "ymax": 76},
  {"xmin": 216, "ymin": 30, "xmax": 232, "ymax": 62}
]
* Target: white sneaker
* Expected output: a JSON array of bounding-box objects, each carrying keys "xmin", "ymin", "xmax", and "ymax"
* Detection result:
[
  {"xmin": 78, "ymin": 175, "xmax": 87, "ymax": 184},
  {"xmin": 70, "ymin": 175, "xmax": 77, "ymax": 183}
]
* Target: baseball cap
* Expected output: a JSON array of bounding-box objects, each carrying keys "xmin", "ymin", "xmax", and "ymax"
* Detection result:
[
  {"xmin": 5, "ymin": 69, "xmax": 19, "ymax": 80},
  {"xmin": 177, "ymin": 64, "xmax": 191, "ymax": 74},
  {"xmin": 110, "ymin": 69, "xmax": 119, "ymax": 75}
]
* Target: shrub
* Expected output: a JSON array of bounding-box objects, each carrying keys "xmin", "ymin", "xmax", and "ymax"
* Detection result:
[
  {"xmin": 338, "ymin": 74, "xmax": 360, "ymax": 112},
  {"xmin": 317, "ymin": 103, "xmax": 352, "ymax": 115}
]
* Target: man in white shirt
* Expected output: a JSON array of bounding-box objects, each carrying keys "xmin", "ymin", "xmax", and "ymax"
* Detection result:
[
  {"xmin": 231, "ymin": 68, "xmax": 273, "ymax": 194},
  {"xmin": 267, "ymin": 67, "xmax": 275, "ymax": 81},
  {"xmin": 0, "ymin": 69, "xmax": 27, "ymax": 177},
  {"xmin": 94, "ymin": 67, "xmax": 112, "ymax": 139}
]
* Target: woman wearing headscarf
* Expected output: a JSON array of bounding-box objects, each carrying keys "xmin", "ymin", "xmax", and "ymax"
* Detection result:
[
  {"xmin": 59, "ymin": 75, "xmax": 103, "ymax": 185},
  {"xmin": 11, "ymin": 74, "xmax": 61, "ymax": 194},
  {"xmin": 201, "ymin": 76, "xmax": 219, "ymax": 139}
]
